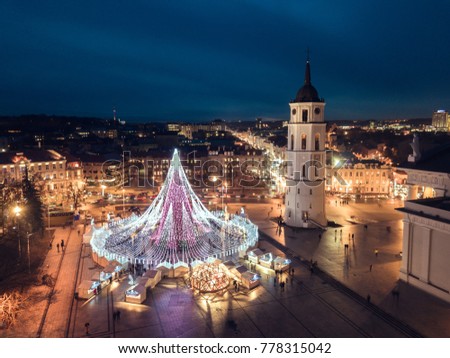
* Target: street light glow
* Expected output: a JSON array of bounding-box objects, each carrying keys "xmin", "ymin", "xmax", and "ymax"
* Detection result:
[{"xmin": 13, "ymin": 205, "xmax": 21, "ymax": 216}]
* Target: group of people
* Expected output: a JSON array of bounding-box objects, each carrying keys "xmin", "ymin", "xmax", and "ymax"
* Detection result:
[
  {"xmin": 335, "ymin": 199, "xmax": 350, "ymax": 206},
  {"xmin": 49, "ymin": 239, "xmax": 65, "ymax": 253}
]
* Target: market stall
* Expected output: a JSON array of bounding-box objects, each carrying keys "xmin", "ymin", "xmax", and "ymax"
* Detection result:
[
  {"xmin": 76, "ymin": 280, "xmax": 99, "ymax": 299},
  {"xmin": 156, "ymin": 261, "xmax": 172, "ymax": 278},
  {"xmin": 273, "ymin": 256, "xmax": 292, "ymax": 272},
  {"xmin": 125, "ymin": 284, "xmax": 147, "ymax": 304},
  {"xmin": 104, "ymin": 260, "xmax": 123, "ymax": 280},
  {"xmin": 240, "ymin": 271, "xmax": 261, "ymax": 290},
  {"xmin": 91, "ymin": 271, "xmax": 110, "ymax": 289},
  {"xmin": 247, "ymin": 248, "xmax": 264, "ymax": 264},
  {"xmin": 259, "ymin": 252, "xmax": 274, "ymax": 269},
  {"xmin": 230, "ymin": 265, "xmax": 248, "ymax": 280},
  {"xmin": 173, "ymin": 261, "xmax": 189, "ymax": 278},
  {"xmin": 143, "ymin": 269, "xmax": 162, "ymax": 288}
]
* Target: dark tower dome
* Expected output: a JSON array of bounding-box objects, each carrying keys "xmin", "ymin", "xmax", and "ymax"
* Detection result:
[{"xmin": 294, "ymin": 59, "xmax": 323, "ymax": 103}]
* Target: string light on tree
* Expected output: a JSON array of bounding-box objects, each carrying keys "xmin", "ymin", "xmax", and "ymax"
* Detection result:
[{"xmin": 91, "ymin": 150, "xmax": 258, "ymax": 268}]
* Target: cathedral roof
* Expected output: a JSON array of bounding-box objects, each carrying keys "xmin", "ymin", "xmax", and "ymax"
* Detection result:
[{"xmin": 293, "ymin": 59, "xmax": 323, "ymax": 103}]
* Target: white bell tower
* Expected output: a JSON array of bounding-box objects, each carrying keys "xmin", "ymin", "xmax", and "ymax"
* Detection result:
[{"xmin": 284, "ymin": 57, "xmax": 327, "ymax": 228}]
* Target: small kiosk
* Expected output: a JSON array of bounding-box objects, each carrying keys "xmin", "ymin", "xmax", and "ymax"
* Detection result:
[
  {"xmin": 273, "ymin": 256, "xmax": 292, "ymax": 272},
  {"xmin": 259, "ymin": 252, "xmax": 274, "ymax": 269},
  {"xmin": 240, "ymin": 271, "xmax": 261, "ymax": 290},
  {"xmin": 173, "ymin": 261, "xmax": 189, "ymax": 277},
  {"xmin": 91, "ymin": 271, "xmax": 110, "ymax": 289},
  {"xmin": 77, "ymin": 280, "xmax": 99, "ymax": 299},
  {"xmin": 156, "ymin": 261, "xmax": 172, "ymax": 278},
  {"xmin": 125, "ymin": 284, "xmax": 147, "ymax": 304},
  {"xmin": 230, "ymin": 265, "xmax": 248, "ymax": 280},
  {"xmin": 143, "ymin": 269, "xmax": 162, "ymax": 288},
  {"xmin": 136, "ymin": 276, "xmax": 150, "ymax": 288},
  {"xmin": 222, "ymin": 260, "xmax": 236, "ymax": 272},
  {"xmin": 104, "ymin": 260, "xmax": 123, "ymax": 281},
  {"xmin": 247, "ymin": 248, "xmax": 264, "ymax": 264}
]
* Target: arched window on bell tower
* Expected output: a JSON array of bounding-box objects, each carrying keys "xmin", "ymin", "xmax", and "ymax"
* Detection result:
[
  {"xmin": 315, "ymin": 133, "xmax": 320, "ymax": 150},
  {"xmin": 291, "ymin": 134, "xmax": 294, "ymax": 150},
  {"xmin": 302, "ymin": 109, "xmax": 308, "ymax": 122},
  {"xmin": 301, "ymin": 134, "xmax": 307, "ymax": 150},
  {"xmin": 302, "ymin": 164, "xmax": 306, "ymax": 178}
]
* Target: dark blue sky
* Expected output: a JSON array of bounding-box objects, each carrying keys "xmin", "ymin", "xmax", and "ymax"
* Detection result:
[{"xmin": 1, "ymin": 0, "xmax": 449, "ymax": 122}]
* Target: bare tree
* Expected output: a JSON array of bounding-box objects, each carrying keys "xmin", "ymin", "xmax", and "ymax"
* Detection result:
[{"xmin": 0, "ymin": 291, "xmax": 27, "ymax": 329}]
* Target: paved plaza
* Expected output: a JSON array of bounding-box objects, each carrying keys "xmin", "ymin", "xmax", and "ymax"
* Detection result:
[{"xmin": 2, "ymin": 197, "xmax": 450, "ymax": 338}]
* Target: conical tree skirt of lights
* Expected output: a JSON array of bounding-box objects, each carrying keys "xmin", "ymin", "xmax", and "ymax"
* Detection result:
[{"xmin": 91, "ymin": 149, "xmax": 258, "ymax": 267}]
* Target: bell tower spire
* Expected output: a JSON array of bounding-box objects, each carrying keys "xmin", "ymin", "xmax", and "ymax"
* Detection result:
[
  {"xmin": 285, "ymin": 55, "xmax": 327, "ymax": 229},
  {"xmin": 305, "ymin": 48, "xmax": 311, "ymax": 85}
]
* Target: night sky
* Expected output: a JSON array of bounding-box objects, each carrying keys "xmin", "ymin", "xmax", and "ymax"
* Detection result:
[{"xmin": 1, "ymin": 0, "xmax": 450, "ymax": 122}]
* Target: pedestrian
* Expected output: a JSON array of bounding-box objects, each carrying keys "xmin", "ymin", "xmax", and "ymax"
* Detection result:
[
  {"xmin": 352, "ymin": 233, "xmax": 354, "ymax": 239},
  {"xmin": 78, "ymin": 229, "xmax": 81, "ymax": 236},
  {"xmin": 49, "ymin": 241, "xmax": 52, "ymax": 250},
  {"xmin": 116, "ymin": 310, "xmax": 121, "ymax": 321},
  {"xmin": 318, "ymin": 233, "xmax": 322, "ymax": 240},
  {"xmin": 56, "ymin": 243, "xmax": 60, "ymax": 253},
  {"xmin": 369, "ymin": 264, "xmax": 373, "ymax": 272},
  {"xmin": 366, "ymin": 294, "xmax": 371, "ymax": 303},
  {"xmin": 291, "ymin": 268, "xmax": 294, "ymax": 276},
  {"xmin": 374, "ymin": 249, "xmax": 378, "ymax": 257},
  {"xmin": 85, "ymin": 322, "xmax": 90, "ymax": 336},
  {"xmin": 61, "ymin": 239, "xmax": 65, "ymax": 251}
]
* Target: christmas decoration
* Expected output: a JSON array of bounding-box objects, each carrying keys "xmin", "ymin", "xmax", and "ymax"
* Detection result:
[
  {"xmin": 190, "ymin": 263, "xmax": 229, "ymax": 293},
  {"xmin": 91, "ymin": 149, "xmax": 258, "ymax": 268}
]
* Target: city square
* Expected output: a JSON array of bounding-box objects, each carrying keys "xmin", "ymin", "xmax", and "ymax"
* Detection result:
[{"xmin": 1, "ymin": 1, "xmax": 450, "ymax": 350}]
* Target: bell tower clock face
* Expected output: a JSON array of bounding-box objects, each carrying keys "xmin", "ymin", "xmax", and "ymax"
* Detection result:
[
  {"xmin": 292, "ymin": 109, "xmax": 297, "ymax": 115},
  {"xmin": 314, "ymin": 107, "xmax": 321, "ymax": 115}
]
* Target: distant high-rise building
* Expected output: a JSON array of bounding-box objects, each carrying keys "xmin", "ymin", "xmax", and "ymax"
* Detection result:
[
  {"xmin": 167, "ymin": 123, "xmax": 181, "ymax": 132},
  {"xmin": 255, "ymin": 117, "xmax": 263, "ymax": 130},
  {"xmin": 432, "ymin": 110, "xmax": 449, "ymax": 132},
  {"xmin": 284, "ymin": 57, "xmax": 327, "ymax": 228}
]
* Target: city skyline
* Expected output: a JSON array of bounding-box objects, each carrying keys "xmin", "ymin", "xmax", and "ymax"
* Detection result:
[{"xmin": 1, "ymin": 1, "xmax": 450, "ymax": 122}]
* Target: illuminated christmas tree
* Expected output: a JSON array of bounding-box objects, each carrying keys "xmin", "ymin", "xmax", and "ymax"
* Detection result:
[{"xmin": 91, "ymin": 149, "xmax": 258, "ymax": 267}]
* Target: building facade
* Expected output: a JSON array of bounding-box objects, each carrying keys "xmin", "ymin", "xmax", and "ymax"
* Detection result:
[
  {"xmin": 432, "ymin": 110, "xmax": 449, "ymax": 132},
  {"xmin": 284, "ymin": 59, "xmax": 327, "ymax": 228},
  {"xmin": 397, "ymin": 142, "xmax": 450, "ymax": 302},
  {"xmin": 326, "ymin": 160, "xmax": 392, "ymax": 197},
  {"xmin": 398, "ymin": 198, "xmax": 450, "ymax": 303},
  {"xmin": 0, "ymin": 149, "xmax": 83, "ymax": 206}
]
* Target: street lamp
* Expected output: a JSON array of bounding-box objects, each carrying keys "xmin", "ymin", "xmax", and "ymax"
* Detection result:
[
  {"xmin": 212, "ymin": 176, "xmax": 217, "ymax": 211},
  {"xmin": 122, "ymin": 188, "xmax": 125, "ymax": 215},
  {"xmin": 101, "ymin": 184, "xmax": 107, "ymax": 197},
  {"xmin": 13, "ymin": 205, "xmax": 21, "ymax": 258},
  {"xmin": 27, "ymin": 233, "xmax": 32, "ymax": 274}
]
